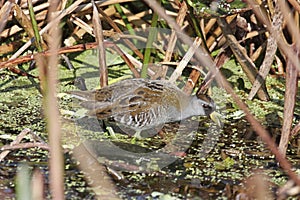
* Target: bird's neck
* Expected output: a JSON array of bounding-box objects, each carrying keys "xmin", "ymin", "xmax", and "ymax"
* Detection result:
[{"xmin": 174, "ymin": 95, "xmax": 197, "ymax": 120}]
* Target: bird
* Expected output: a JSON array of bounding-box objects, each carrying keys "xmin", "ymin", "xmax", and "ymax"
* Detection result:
[{"xmin": 69, "ymin": 78, "xmax": 221, "ymax": 138}]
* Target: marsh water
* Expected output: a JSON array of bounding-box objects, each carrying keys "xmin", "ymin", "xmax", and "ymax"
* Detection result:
[{"xmin": 0, "ymin": 50, "xmax": 299, "ymax": 199}]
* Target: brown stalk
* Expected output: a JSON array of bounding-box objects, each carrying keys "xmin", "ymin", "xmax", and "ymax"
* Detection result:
[
  {"xmin": 1, "ymin": 143, "xmax": 50, "ymax": 151},
  {"xmin": 31, "ymin": 169, "xmax": 44, "ymax": 199},
  {"xmin": 0, "ymin": 24, "xmax": 22, "ymax": 38},
  {"xmin": 204, "ymin": 15, "xmax": 236, "ymax": 51},
  {"xmin": 277, "ymin": 0, "xmax": 300, "ymax": 50},
  {"xmin": 291, "ymin": 121, "xmax": 300, "ymax": 137},
  {"xmin": 278, "ymin": 47, "xmax": 298, "ymax": 155},
  {"xmin": 43, "ymin": 0, "xmax": 64, "ymax": 198},
  {"xmin": 92, "ymin": 0, "xmax": 108, "ymax": 87},
  {"xmin": 183, "ymin": 69, "xmax": 201, "ymax": 95},
  {"xmin": 244, "ymin": 170, "xmax": 274, "ymax": 199},
  {"xmin": 110, "ymin": 44, "xmax": 140, "ymax": 78},
  {"xmin": 0, "ymin": 128, "xmax": 47, "ymax": 161},
  {"xmin": 169, "ymin": 37, "xmax": 202, "ymax": 83},
  {"xmin": 249, "ymin": 41, "xmax": 267, "ymax": 62},
  {"xmin": 287, "ymin": 0, "xmax": 300, "ymax": 14},
  {"xmin": 0, "ymin": 128, "xmax": 31, "ymax": 161},
  {"xmin": 206, "ymin": 20, "xmax": 223, "ymax": 50},
  {"xmin": 118, "ymin": 4, "xmax": 149, "ymax": 27},
  {"xmin": 73, "ymin": 144, "xmax": 121, "ymax": 199},
  {"xmin": 0, "ymin": 1, "xmax": 13, "ymax": 33},
  {"xmin": 69, "ymin": 15, "xmax": 94, "ymax": 36}
]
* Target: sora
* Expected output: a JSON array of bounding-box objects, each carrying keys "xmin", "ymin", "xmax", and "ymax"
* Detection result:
[{"xmin": 70, "ymin": 78, "xmax": 221, "ymax": 138}]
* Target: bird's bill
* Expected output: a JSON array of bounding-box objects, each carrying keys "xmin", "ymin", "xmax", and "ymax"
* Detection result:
[{"xmin": 209, "ymin": 111, "xmax": 223, "ymax": 127}]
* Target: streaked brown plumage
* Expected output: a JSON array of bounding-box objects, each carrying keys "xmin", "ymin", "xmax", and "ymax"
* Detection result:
[{"xmin": 70, "ymin": 78, "xmax": 218, "ymax": 137}]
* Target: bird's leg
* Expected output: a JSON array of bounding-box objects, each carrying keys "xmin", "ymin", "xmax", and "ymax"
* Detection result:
[
  {"xmin": 106, "ymin": 126, "xmax": 117, "ymax": 139},
  {"xmin": 157, "ymin": 129, "xmax": 165, "ymax": 138},
  {"xmin": 130, "ymin": 131, "xmax": 142, "ymax": 143},
  {"xmin": 133, "ymin": 131, "xmax": 142, "ymax": 139}
]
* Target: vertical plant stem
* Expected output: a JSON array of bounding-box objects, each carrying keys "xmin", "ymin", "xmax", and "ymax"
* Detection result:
[
  {"xmin": 16, "ymin": 164, "xmax": 31, "ymax": 200},
  {"xmin": 93, "ymin": 0, "xmax": 108, "ymax": 87},
  {"xmin": 141, "ymin": 2, "xmax": 160, "ymax": 78},
  {"xmin": 279, "ymin": 47, "xmax": 298, "ymax": 156},
  {"xmin": 31, "ymin": 169, "xmax": 44, "ymax": 199},
  {"xmin": 114, "ymin": 3, "xmax": 135, "ymax": 35},
  {"xmin": 46, "ymin": 1, "xmax": 64, "ymax": 199},
  {"xmin": 28, "ymin": 0, "xmax": 43, "ymax": 52}
]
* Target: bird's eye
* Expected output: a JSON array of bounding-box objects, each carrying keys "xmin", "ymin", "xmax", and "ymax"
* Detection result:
[
  {"xmin": 202, "ymin": 103, "xmax": 215, "ymax": 115},
  {"xmin": 202, "ymin": 104, "xmax": 211, "ymax": 109}
]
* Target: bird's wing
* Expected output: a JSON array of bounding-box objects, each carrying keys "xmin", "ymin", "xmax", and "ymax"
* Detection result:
[
  {"xmin": 68, "ymin": 79, "xmax": 181, "ymax": 122},
  {"xmin": 109, "ymin": 85, "xmax": 167, "ymax": 126},
  {"xmin": 82, "ymin": 87, "xmax": 164, "ymax": 121}
]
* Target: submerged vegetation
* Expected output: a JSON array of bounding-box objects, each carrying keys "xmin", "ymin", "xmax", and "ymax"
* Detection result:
[{"xmin": 0, "ymin": 0, "xmax": 300, "ymax": 199}]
